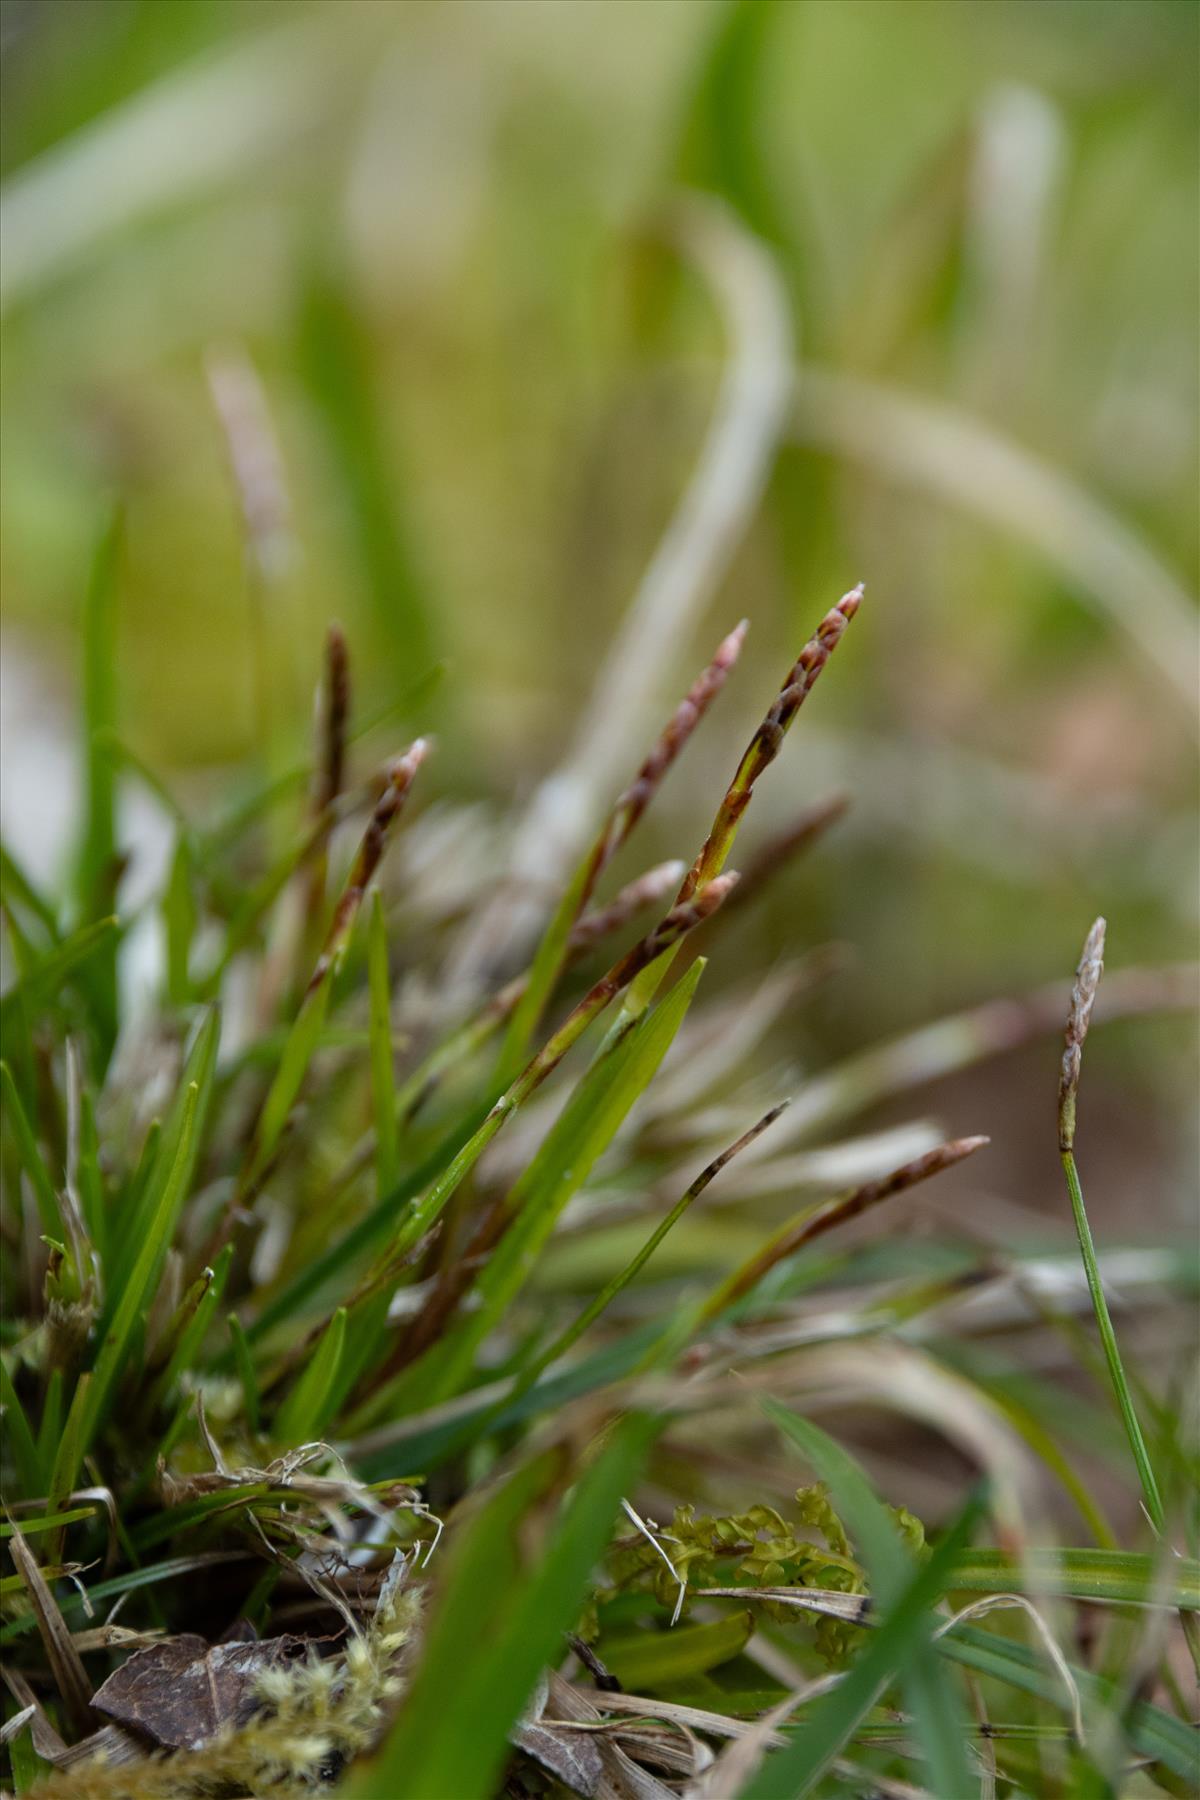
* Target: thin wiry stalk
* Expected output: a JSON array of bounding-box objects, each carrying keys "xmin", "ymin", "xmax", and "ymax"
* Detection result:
[
  {"xmin": 300, "ymin": 622, "xmax": 350, "ymax": 945},
  {"xmin": 701, "ymin": 1134, "xmax": 990, "ymax": 1318},
  {"xmin": 506, "ymin": 1100, "xmax": 791, "ymax": 1406},
  {"xmin": 302, "ymin": 739, "xmax": 429, "ymax": 1004},
  {"xmin": 498, "ymin": 620, "xmax": 747, "ymax": 1075},
  {"xmin": 376, "ymin": 875, "xmax": 740, "ymax": 1270},
  {"xmin": 455, "ymin": 192, "xmax": 793, "ymax": 981},
  {"xmin": 1057, "ymin": 918, "xmax": 1165, "ymax": 1535},
  {"xmin": 679, "ymin": 586, "xmax": 862, "ymax": 906}
]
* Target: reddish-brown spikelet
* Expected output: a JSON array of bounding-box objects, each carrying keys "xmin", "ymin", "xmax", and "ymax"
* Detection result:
[
  {"xmin": 567, "ymin": 860, "xmax": 687, "ymax": 956},
  {"xmin": 313, "ymin": 624, "xmax": 350, "ymax": 817},
  {"xmin": 566, "ymin": 873, "xmax": 740, "ymax": 1024},
  {"xmin": 610, "ymin": 620, "xmax": 749, "ymax": 849},
  {"xmin": 679, "ymin": 585, "xmax": 862, "ymax": 903},
  {"xmin": 303, "ymin": 739, "xmax": 429, "ymax": 1000},
  {"xmin": 1058, "ymin": 917, "xmax": 1106, "ymax": 1152},
  {"xmin": 708, "ymin": 1132, "xmax": 988, "ymax": 1313}
]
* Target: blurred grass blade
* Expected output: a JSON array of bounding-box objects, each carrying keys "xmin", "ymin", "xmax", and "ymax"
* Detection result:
[
  {"xmin": 227, "ymin": 1315, "xmax": 260, "ymax": 1436},
  {"xmin": 109, "ymin": 1009, "xmax": 219, "ymax": 1303},
  {"xmin": 46, "ymin": 1372, "xmax": 92, "ymax": 1522},
  {"xmin": 367, "ymin": 891, "xmax": 399, "ymax": 1199},
  {"xmin": 1058, "ymin": 919, "xmax": 1165, "ymax": 1534},
  {"xmin": 0, "ymin": 917, "xmax": 121, "ymax": 1041},
  {"xmin": 84, "ymin": 1084, "xmax": 200, "ymax": 1449},
  {"xmin": 0, "ymin": 1061, "xmax": 65, "ymax": 1242},
  {"xmin": 346, "ymin": 1413, "xmax": 655, "ymax": 1800},
  {"xmin": 947, "ymin": 1548, "xmax": 1198, "ymax": 1610},
  {"xmin": 73, "ymin": 510, "xmax": 122, "ymax": 1065},
  {"xmin": 298, "ymin": 253, "xmax": 436, "ymax": 685},
  {"xmin": 941, "ymin": 1620, "xmax": 1197, "ymax": 1780},
  {"xmin": 0, "ymin": 1358, "xmax": 42, "ymax": 1496},
  {"xmin": 599, "ymin": 1610, "xmax": 753, "ymax": 1689},
  {"xmin": 274, "ymin": 1307, "xmax": 345, "ymax": 1443},
  {"xmin": 150, "ymin": 1244, "xmax": 233, "ymax": 1415},
  {"xmin": 764, "ymin": 1400, "xmax": 974, "ymax": 1798},
  {"xmin": 362, "ymin": 958, "xmax": 707, "ymax": 1425},
  {"xmin": 163, "ymin": 835, "xmax": 197, "ymax": 1008},
  {"xmin": 744, "ymin": 1487, "xmax": 985, "ymax": 1799},
  {"xmin": 0, "ymin": 841, "xmax": 59, "ymax": 939}
]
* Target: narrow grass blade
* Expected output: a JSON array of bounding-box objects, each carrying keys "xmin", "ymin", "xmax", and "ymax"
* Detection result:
[
  {"xmin": 702, "ymin": 1135, "xmax": 988, "ymax": 1319},
  {"xmin": 227, "ymin": 1314, "xmax": 260, "ymax": 1435},
  {"xmin": 34, "ymin": 1370, "xmax": 62, "ymax": 1491},
  {"xmin": 47, "ymin": 1373, "xmax": 92, "ymax": 1519},
  {"xmin": 0, "ymin": 1061, "xmax": 64, "ymax": 1241},
  {"xmin": 497, "ymin": 620, "xmax": 746, "ymax": 1084},
  {"xmin": 502, "ymin": 1099, "xmax": 788, "ymax": 1420},
  {"xmin": 598, "ymin": 1609, "xmax": 754, "ymax": 1689},
  {"xmin": 150, "ymin": 1244, "xmax": 233, "ymax": 1414},
  {"xmin": 73, "ymin": 510, "xmax": 121, "ymax": 1064},
  {"xmin": 358, "ymin": 958, "xmax": 707, "ymax": 1426},
  {"xmin": 0, "ymin": 841, "xmax": 59, "ymax": 939},
  {"xmin": 162, "ymin": 834, "xmax": 197, "ymax": 1007},
  {"xmin": 0, "ymin": 1358, "xmax": 42, "ymax": 1496},
  {"xmin": 947, "ymin": 1548, "xmax": 1198, "ymax": 1610},
  {"xmin": 346, "ymin": 1413, "xmax": 655, "ymax": 1800},
  {"xmin": 6, "ymin": 1522, "xmax": 95, "ymax": 1737},
  {"xmin": 6, "ymin": 1715, "xmax": 48, "ymax": 1791},
  {"xmin": 0, "ymin": 916, "xmax": 121, "ymax": 1040},
  {"xmin": 239, "ymin": 743, "xmax": 427, "ymax": 1196},
  {"xmin": 377, "ymin": 885, "xmax": 732, "ymax": 1290},
  {"xmin": 1058, "ymin": 920, "xmax": 1164, "ymax": 1533},
  {"xmin": 108, "ymin": 1008, "xmax": 218, "ymax": 1304},
  {"xmin": 84, "ymin": 1084, "xmax": 200, "ymax": 1449},
  {"xmin": 273, "ymin": 1307, "xmax": 346, "ymax": 1443},
  {"xmin": 496, "ymin": 848, "xmax": 599, "ymax": 1088},
  {"xmin": 941, "ymin": 1620, "xmax": 1197, "ymax": 1781},
  {"xmin": 0, "ymin": 1507, "xmax": 99, "ymax": 1541},
  {"xmin": 743, "ymin": 1487, "xmax": 985, "ymax": 1799},
  {"xmin": 764, "ymin": 1400, "xmax": 974, "ymax": 1799},
  {"xmin": 367, "ymin": 890, "xmax": 399, "ymax": 1199},
  {"xmin": 244, "ymin": 1106, "xmax": 493, "ymax": 1348},
  {"xmin": 298, "ymin": 256, "xmax": 436, "ymax": 684}
]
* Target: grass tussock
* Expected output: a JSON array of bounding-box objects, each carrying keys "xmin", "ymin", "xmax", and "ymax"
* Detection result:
[{"xmin": 1, "ymin": 545, "xmax": 1197, "ymax": 1800}]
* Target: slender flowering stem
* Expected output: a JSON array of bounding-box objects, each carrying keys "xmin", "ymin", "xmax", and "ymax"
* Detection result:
[
  {"xmin": 618, "ymin": 587, "xmax": 861, "ymax": 1028},
  {"xmin": 303, "ymin": 739, "xmax": 429, "ymax": 1002},
  {"xmin": 382, "ymin": 876, "xmax": 739, "ymax": 1265},
  {"xmin": 498, "ymin": 622, "xmax": 747, "ymax": 1077},
  {"xmin": 301, "ymin": 623, "xmax": 350, "ymax": 941},
  {"xmin": 701, "ymin": 1134, "xmax": 989, "ymax": 1319},
  {"xmin": 679, "ymin": 586, "xmax": 861, "ymax": 905},
  {"xmin": 509, "ymin": 1100, "xmax": 791, "ymax": 1401},
  {"xmin": 1057, "ymin": 918, "xmax": 1165, "ymax": 1534},
  {"xmin": 211, "ymin": 742, "xmax": 430, "ymax": 1247}
]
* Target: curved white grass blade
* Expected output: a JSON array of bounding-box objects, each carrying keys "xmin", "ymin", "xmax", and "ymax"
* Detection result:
[
  {"xmin": 450, "ymin": 193, "xmax": 793, "ymax": 986},
  {"xmin": 0, "ymin": 15, "xmax": 363, "ymax": 311},
  {"xmin": 793, "ymin": 366, "xmax": 1198, "ymax": 719}
]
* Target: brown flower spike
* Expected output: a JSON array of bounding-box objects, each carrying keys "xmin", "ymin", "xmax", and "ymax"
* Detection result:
[{"xmin": 1058, "ymin": 917, "xmax": 1106, "ymax": 1152}]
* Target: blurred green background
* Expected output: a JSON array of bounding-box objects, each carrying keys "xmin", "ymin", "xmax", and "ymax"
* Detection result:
[{"xmin": 1, "ymin": 0, "xmax": 1196, "ymax": 1231}]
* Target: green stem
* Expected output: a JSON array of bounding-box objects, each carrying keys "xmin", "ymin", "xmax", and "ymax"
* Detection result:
[{"xmin": 1060, "ymin": 1149, "xmax": 1164, "ymax": 1534}]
